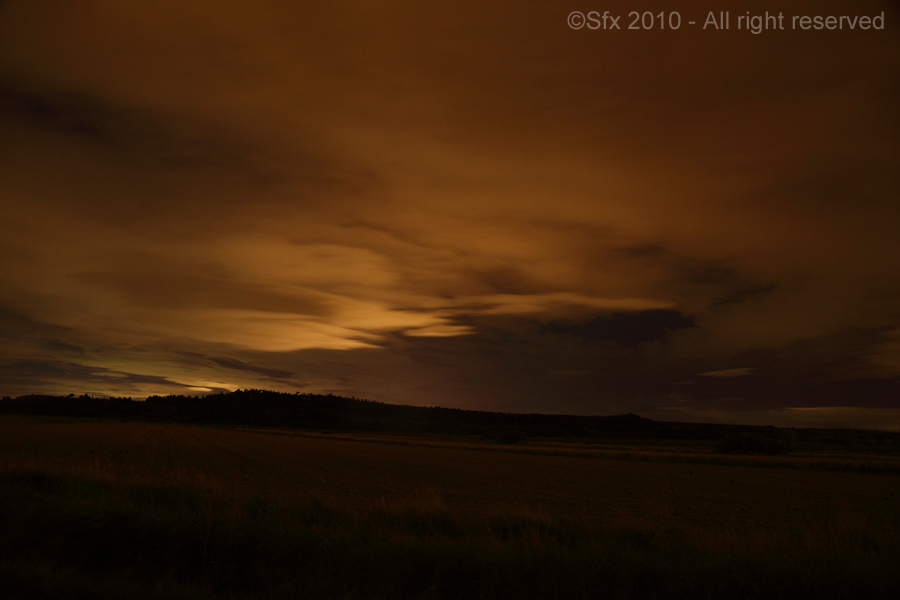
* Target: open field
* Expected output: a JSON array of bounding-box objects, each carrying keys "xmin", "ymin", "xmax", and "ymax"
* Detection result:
[{"xmin": 2, "ymin": 415, "xmax": 900, "ymax": 598}]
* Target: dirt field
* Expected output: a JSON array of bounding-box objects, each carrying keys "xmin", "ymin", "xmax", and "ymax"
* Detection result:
[{"xmin": 3, "ymin": 415, "xmax": 898, "ymax": 534}]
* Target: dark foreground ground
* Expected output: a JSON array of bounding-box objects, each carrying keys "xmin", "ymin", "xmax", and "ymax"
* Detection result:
[{"xmin": 1, "ymin": 416, "xmax": 899, "ymax": 599}]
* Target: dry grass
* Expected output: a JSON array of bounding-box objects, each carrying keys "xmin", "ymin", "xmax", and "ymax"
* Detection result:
[{"xmin": 2, "ymin": 416, "xmax": 899, "ymax": 599}]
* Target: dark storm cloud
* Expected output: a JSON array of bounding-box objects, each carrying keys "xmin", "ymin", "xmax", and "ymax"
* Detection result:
[
  {"xmin": 669, "ymin": 258, "xmax": 782, "ymax": 310},
  {"xmin": 0, "ymin": 80, "xmax": 263, "ymax": 173},
  {"xmin": 471, "ymin": 267, "xmax": 546, "ymax": 296},
  {"xmin": 0, "ymin": 304, "xmax": 70, "ymax": 339},
  {"xmin": 709, "ymin": 284, "xmax": 781, "ymax": 310},
  {"xmin": 0, "ymin": 357, "xmax": 182, "ymax": 392},
  {"xmin": 0, "ymin": 305, "xmax": 85, "ymax": 357},
  {"xmin": 542, "ymin": 310, "xmax": 696, "ymax": 347},
  {"xmin": 678, "ymin": 262, "xmax": 740, "ymax": 287},
  {"xmin": 208, "ymin": 357, "xmax": 296, "ymax": 381},
  {"xmin": 0, "ymin": 88, "xmax": 384, "ymax": 229}
]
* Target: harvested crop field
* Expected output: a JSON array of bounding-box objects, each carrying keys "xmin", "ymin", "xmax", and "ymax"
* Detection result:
[
  {"xmin": 2, "ymin": 416, "xmax": 900, "ymax": 599},
  {"xmin": 2, "ymin": 416, "xmax": 899, "ymax": 531}
]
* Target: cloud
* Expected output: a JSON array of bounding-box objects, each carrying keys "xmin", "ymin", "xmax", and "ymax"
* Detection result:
[
  {"xmin": 0, "ymin": 357, "xmax": 197, "ymax": 397},
  {"xmin": 543, "ymin": 310, "xmax": 695, "ymax": 347},
  {"xmin": 403, "ymin": 324, "xmax": 474, "ymax": 338},
  {"xmin": 208, "ymin": 357, "xmax": 295, "ymax": 380},
  {"xmin": 0, "ymin": 0, "xmax": 898, "ymax": 426},
  {"xmin": 699, "ymin": 368, "xmax": 757, "ymax": 378},
  {"xmin": 867, "ymin": 328, "xmax": 900, "ymax": 376},
  {"xmin": 458, "ymin": 293, "xmax": 674, "ymax": 316}
]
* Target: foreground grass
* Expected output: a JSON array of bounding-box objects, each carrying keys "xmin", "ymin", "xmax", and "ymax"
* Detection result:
[{"xmin": 2, "ymin": 466, "xmax": 899, "ymax": 600}]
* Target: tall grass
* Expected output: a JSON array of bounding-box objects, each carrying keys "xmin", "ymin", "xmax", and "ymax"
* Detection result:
[{"xmin": 2, "ymin": 456, "xmax": 899, "ymax": 600}]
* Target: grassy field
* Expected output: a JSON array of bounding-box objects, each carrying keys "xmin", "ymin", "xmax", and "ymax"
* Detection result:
[{"xmin": 2, "ymin": 415, "xmax": 899, "ymax": 599}]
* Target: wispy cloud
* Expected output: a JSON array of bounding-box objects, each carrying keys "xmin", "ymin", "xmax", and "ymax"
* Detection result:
[{"xmin": 699, "ymin": 368, "xmax": 757, "ymax": 378}]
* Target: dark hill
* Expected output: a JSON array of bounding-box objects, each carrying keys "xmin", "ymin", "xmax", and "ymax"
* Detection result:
[{"xmin": 2, "ymin": 390, "xmax": 898, "ymax": 446}]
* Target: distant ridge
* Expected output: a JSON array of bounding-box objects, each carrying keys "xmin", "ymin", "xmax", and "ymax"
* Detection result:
[{"xmin": 2, "ymin": 389, "xmax": 898, "ymax": 443}]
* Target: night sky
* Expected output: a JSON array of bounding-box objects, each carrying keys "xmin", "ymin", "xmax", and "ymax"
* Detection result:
[{"xmin": 1, "ymin": 1, "xmax": 899, "ymax": 428}]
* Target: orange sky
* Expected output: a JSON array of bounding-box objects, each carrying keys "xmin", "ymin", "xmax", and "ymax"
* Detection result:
[{"xmin": 1, "ymin": 0, "xmax": 899, "ymax": 428}]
